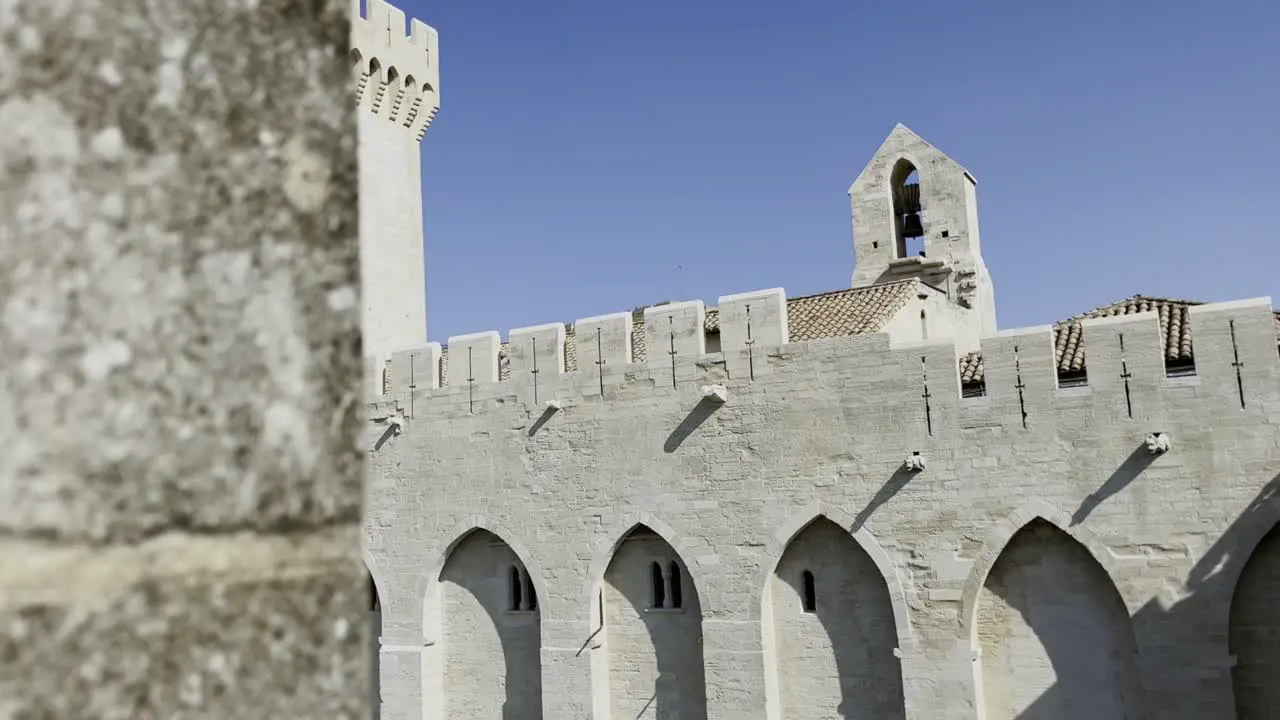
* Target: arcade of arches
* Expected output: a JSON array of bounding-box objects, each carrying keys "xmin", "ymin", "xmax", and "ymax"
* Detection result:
[{"xmin": 370, "ymin": 517, "xmax": 1280, "ymax": 718}]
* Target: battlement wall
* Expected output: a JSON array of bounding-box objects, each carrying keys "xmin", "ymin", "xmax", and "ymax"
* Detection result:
[
  {"xmin": 350, "ymin": 0, "xmax": 440, "ymax": 140},
  {"xmin": 366, "ymin": 290, "xmax": 1280, "ymax": 720},
  {"xmin": 376, "ymin": 289, "xmax": 1279, "ymax": 430}
]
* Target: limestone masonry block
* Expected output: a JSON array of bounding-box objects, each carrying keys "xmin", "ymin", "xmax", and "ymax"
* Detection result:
[
  {"xmin": 575, "ymin": 312, "xmax": 634, "ymax": 369},
  {"xmin": 392, "ymin": 343, "xmax": 442, "ymax": 395},
  {"xmin": 979, "ymin": 325, "xmax": 1058, "ymax": 400},
  {"xmin": 509, "ymin": 323, "xmax": 567, "ymax": 378},
  {"xmin": 643, "ymin": 300, "xmax": 707, "ymax": 370},
  {"xmin": 1081, "ymin": 311, "xmax": 1168, "ymax": 424},
  {"xmin": 1081, "ymin": 312, "xmax": 1167, "ymax": 386},
  {"xmin": 446, "ymin": 331, "xmax": 501, "ymax": 385},
  {"xmin": 1188, "ymin": 297, "xmax": 1279, "ymax": 389},
  {"xmin": 717, "ymin": 287, "xmax": 790, "ymax": 352}
]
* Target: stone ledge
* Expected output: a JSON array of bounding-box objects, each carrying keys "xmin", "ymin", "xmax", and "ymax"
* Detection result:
[{"xmin": 1, "ymin": 524, "xmax": 367, "ymax": 719}]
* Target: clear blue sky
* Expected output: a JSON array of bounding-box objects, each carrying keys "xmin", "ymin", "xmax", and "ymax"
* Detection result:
[{"xmin": 398, "ymin": 0, "xmax": 1279, "ymax": 342}]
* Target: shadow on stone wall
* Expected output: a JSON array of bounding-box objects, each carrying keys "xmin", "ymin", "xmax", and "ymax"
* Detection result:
[
  {"xmin": 775, "ymin": 518, "xmax": 907, "ymax": 719},
  {"xmin": 370, "ymin": 575, "xmax": 381, "ymax": 718},
  {"xmin": 606, "ymin": 527, "xmax": 708, "ymax": 720},
  {"xmin": 987, "ymin": 476, "xmax": 1280, "ymax": 719},
  {"xmin": 439, "ymin": 531, "xmax": 544, "ymax": 719},
  {"xmin": 976, "ymin": 520, "xmax": 1143, "ymax": 719}
]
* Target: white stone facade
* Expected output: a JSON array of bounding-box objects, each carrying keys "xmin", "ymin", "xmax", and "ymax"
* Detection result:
[
  {"xmin": 356, "ymin": 5, "xmax": 1280, "ymax": 719},
  {"xmin": 351, "ymin": 0, "xmax": 439, "ymax": 399}
]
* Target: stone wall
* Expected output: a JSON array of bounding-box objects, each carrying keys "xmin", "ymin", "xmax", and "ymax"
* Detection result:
[
  {"xmin": 370, "ymin": 289, "xmax": 1280, "ymax": 719},
  {"xmin": 0, "ymin": 0, "xmax": 366, "ymax": 717}
]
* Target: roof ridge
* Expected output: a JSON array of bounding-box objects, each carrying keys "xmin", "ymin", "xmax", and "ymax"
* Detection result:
[
  {"xmin": 784, "ymin": 278, "xmax": 920, "ymax": 305},
  {"xmin": 700, "ymin": 279, "xmax": 920, "ymax": 315},
  {"xmin": 1056, "ymin": 294, "xmax": 1203, "ymax": 325}
]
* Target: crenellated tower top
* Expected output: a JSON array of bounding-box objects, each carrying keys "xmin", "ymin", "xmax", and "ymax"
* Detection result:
[{"xmin": 350, "ymin": 0, "xmax": 441, "ymax": 141}]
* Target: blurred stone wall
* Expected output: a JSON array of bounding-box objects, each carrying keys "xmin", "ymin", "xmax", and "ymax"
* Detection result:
[{"xmin": 0, "ymin": 0, "xmax": 366, "ymax": 717}]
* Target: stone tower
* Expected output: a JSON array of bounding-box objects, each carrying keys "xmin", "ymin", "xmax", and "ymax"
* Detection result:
[
  {"xmin": 849, "ymin": 124, "xmax": 997, "ymax": 336},
  {"xmin": 351, "ymin": 0, "xmax": 441, "ymax": 397}
]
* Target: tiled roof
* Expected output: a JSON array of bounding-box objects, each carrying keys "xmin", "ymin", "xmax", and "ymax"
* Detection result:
[
  {"xmin": 960, "ymin": 296, "xmax": 1280, "ymax": 385},
  {"xmin": 387, "ymin": 290, "xmax": 1277, "ymax": 393}
]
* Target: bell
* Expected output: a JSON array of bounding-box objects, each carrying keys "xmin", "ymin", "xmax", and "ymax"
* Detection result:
[
  {"xmin": 900, "ymin": 212, "xmax": 924, "ymax": 239},
  {"xmin": 895, "ymin": 183, "xmax": 922, "ymax": 214}
]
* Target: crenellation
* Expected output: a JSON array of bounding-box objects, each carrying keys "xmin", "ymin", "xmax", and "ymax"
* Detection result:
[
  {"xmin": 574, "ymin": 312, "xmax": 635, "ymax": 395},
  {"xmin": 509, "ymin": 323, "xmax": 568, "ymax": 377},
  {"xmin": 445, "ymin": 331, "xmax": 502, "ymax": 385},
  {"xmin": 1081, "ymin": 312, "xmax": 1168, "ymax": 424},
  {"xmin": 393, "ymin": 297, "xmax": 1280, "ymax": 430},
  {"xmin": 642, "ymin": 300, "xmax": 707, "ymax": 383},
  {"xmin": 351, "ymin": 0, "xmax": 440, "ymax": 139},
  {"xmin": 1187, "ymin": 298, "xmax": 1279, "ymax": 409},
  {"xmin": 508, "ymin": 323, "xmax": 568, "ymax": 406},
  {"xmin": 971, "ymin": 326, "xmax": 1058, "ymax": 429},
  {"xmin": 718, "ymin": 288, "xmax": 788, "ymax": 380},
  {"xmin": 391, "ymin": 343, "xmax": 443, "ymax": 397}
]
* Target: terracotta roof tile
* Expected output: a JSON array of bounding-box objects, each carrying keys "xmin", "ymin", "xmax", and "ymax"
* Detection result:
[
  {"xmin": 960, "ymin": 295, "xmax": 1277, "ymax": 385},
  {"xmin": 783, "ymin": 280, "xmax": 920, "ymax": 341}
]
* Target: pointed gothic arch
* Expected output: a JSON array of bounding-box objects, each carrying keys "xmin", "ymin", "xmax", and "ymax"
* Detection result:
[
  {"xmin": 420, "ymin": 518, "xmax": 546, "ymax": 720},
  {"xmin": 761, "ymin": 501, "xmax": 914, "ymax": 646},
  {"xmin": 963, "ymin": 500, "xmax": 1141, "ymax": 719},
  {"xmin": 762, "ymin": 508, "xmax": 907, "ymax": 719},
  {"xmin": 584, "ymin": 512, "xmax": 714, "ymax": 623},
  {"xmin": 888, "ymin": 154, "xmax": 928, "ymax": 259},
  {"xmin": 959, "ymin": 499, "xmax": 1125, "ymax": 639},
  {"xmin": 591, "ymin": 520, "xmax": 708, "ymax": 720},
  {"xmin": 417, "ymin": 515, "xmax": 546, "ymax": 630}
]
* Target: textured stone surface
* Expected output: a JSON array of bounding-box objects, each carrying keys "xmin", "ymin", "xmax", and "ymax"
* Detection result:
[
  {"xmin": 368, "ymin": 120, "xmax": 1280, "ymax": 720},
  {"xmin": 373, "ymin": 294, "xmax": 1280, "ymax": 720},
  {"xmin": 0, "ymin": 0, "xmax": 366, "ymax": 716},
  {"xmin": 1, "ymin": 529, "xmax": 364, "ymax": 719},
  {"xmin": 0, "ymin": 0, "xmax": 361, "ymax": 541}
]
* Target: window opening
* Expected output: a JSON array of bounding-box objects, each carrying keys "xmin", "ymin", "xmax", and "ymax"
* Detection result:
[
  {"xmin": 509, "ymin": 566, "xmax": 523, "ymax": 611},
  {"xmin": 801, "ymin": 570, "xmax": 816, "ymax": 612},
  {"xmin": 668, "ymin": 561, "xmax": 683, "ymax": 609},
  {"xmin": 524, "ymin": 572, "xmax": 537, "ymax": 611},
  {"xmin": 650, "ymin": 562, "xmax": 666, "ymax": 609},
  {"xmin": 892, "ymin": 160, "xmax": 925, "ymax": 258}
]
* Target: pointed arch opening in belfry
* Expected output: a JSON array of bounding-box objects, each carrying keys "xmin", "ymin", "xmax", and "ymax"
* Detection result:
[
  {"xmin": 890, "ymin": 158, "xmax": 925, "ymax": 259},
  {"xmin": 434, "ymin": 528, "xmax": 544, "ymax": 719},
  {"xmin": 1229, "ymin": 522, "xmax": 1280, "ymax": 718},
  {"xmin": 600, "ymin": 523, "xmax": 708, "ymax": 720},
  {"xmin": 975, "ymin": 518, "xmax": 1142, "ymax": 720},
  {"xmin": 766, "ymin": 516, "xmax": 906, "ymax": 720}
]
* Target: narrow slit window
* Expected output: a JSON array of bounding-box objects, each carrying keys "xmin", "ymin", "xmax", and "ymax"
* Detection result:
[
  {"xmin": 650, "ymin": 562, "xmax": 666, "ymax": 609},
  {"xmin": 369, "ymin": 576, "xmax": 380, "ymax": 612},
  {"xmin": 668, "ymin": 561, "xmax": 683, "ymax": 609},
  {"xmin": 801, "ymin": 570, "xmax": 817, "ymax": 612},
  {"xmin": 509, "ymin": 566, "xmax": 523, "ymax": 611}
]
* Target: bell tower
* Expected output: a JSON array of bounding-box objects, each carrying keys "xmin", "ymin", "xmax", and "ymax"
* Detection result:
[
  {"xmin": 351, "ymin": 0, "xmax": 441, "ymax": 397},
  {"xmin": 848, "ymin": 124, "xmax": 996, "ymax": 335}
]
